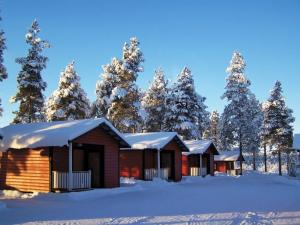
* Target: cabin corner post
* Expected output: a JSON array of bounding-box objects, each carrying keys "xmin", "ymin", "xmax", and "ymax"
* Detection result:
[
  {"xmin": 157, "ymin": 149, "xmax": 161, "ymax": 179},
  {"xmin": 68, "ymin": 141, "xmax": 73, "ymax": 191},
  {"xmin": 200, "ymin": 154, "xmax": 203, "ymax": 177}
]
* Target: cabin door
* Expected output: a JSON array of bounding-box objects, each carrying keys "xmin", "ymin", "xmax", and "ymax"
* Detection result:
[
  {"xmin": 87, "ymin": 150, "xmax": 104, "ymax": 188},
  {"xmin": 160, "ymin": 151, "xmax": 175, "ymax": 180}
]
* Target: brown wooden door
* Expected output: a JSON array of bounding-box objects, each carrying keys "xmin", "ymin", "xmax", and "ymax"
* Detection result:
[
  {"xmin": 160, "ymin": 151, "xmax": 175, "ymax": 180},
  {"xmin": 87, "ymin": 151, "xmax": 104, "ymax": 188}
]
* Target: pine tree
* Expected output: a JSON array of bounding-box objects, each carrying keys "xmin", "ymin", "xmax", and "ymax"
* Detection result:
[
  {"xmin": 45, "ymin": 61, "xmax": 91, "ymax": 121},
  {"xmin": 244, "ymin": 93, "xmax": 263, "ymax": 170},
  {"xmin": 220, "ymin": 51, "xmax": 251, "ymax": 175},
  {"xmin": 93, "ymin": 57, "xmax": 121, "ymax": 117},
  {"xmin": 164, "ymin": 67, "xmax": 199, "ymax": 140},
  {"xmin": 203, "ymin": 110, "xmax": 220, "ymax": 147},
  {"xmin": 196, "ymin": 94, "xmax": 210, "ymax": 138},
  {"xmin": 142, "ymin": 68, "xmax": 168, "ymax": 132},
  {"xmin": 261, "ymin": 81, "xmax": 294, "ymax": 175},
  {"xmin": 11, "ymin": 20, "xmax": 49, "ymax": 123},
  {"xmin": 0, "ymin": 15, "xmax": 8, "ymax": 117},
  {"xmin": 107, "ymin": 37, "xmax": 144, "ymax": 132}
]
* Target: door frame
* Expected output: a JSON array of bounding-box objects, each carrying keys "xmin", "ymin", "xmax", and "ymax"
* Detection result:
[
  {"xmin": 160, "ymin": 150, "xmax": 175, "ymax": 180},
  {"xmin": 73, "ymin": 143, "xmax": 105, "ymax": 188}
]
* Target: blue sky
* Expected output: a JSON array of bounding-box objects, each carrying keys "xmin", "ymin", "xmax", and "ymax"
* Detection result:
[{"xmin": 0, "ymin": 0, "xmax": 299, "ymax": 133}]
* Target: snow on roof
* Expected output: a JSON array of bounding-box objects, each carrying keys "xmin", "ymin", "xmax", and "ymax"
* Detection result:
[
  {"xmin": 293, "ymin": 134, "xmax": 300, "ymax": 150},
  {"xmin": 0, "ymin": 118, "xmax": 129, "ymax": 151},
  {"xmin": 214, "ymin": 150, "xmax": 243, "ymax": 162},
  {"xmin": 183, "ymin": 140, "xmax": 218, "ymax": 155},
  {"xmin": 123, "ymin": 132, "xmax": 188, "ymax": 151}
]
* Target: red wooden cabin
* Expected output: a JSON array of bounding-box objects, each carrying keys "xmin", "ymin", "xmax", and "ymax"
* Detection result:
[
  {"xmin": 182, "ymin": 140, "xmax": 219, "ymax": 176},
  {"xmin": 0, "ymin": 118, "xmax": 129, "ymax": 193},
  {"xmin": 120, "ymin": 132, "xmax": 189, "ymax": 182},
  {"xmin": 214, "ymin": 150, "xmax": 245, "ymax": 175}
]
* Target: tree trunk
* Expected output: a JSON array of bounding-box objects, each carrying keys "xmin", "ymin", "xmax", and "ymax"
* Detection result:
[
  {"xmin": 286, "ymin": 152, "xmax": 290, "ymax": 175},
  {"xmin": 253, "ymin": 149, "xmax": 256, "ymax": 170},
  {"xmin": 264, "ymin": 144, "xmax": 267, "ymax": 172},
  {"xmin": 278, "ymin": 149, "xmax": 282, "ymax": 176},
  {"xmin": 239, "ymin": 140, "xmax": 243, "ymax": 175}
]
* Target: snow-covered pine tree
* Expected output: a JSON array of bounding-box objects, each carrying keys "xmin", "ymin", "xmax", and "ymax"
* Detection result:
[
  {"xmin": 0, "ymin": 16, "xmax": 7, "ymax": 82},
  {"xmin": 164, "ymin": 67, "xmax": 199, "ymax": 140},
  {"xmin": 142, "ymin": 68, "xmax": 168, "ymax": 132},
  {"xmin": 0, "ymin": 15, "xmax": 8, "ymax": 117},
  {"xmin": 203, "ymin": 110, "xmax": 220, "ymax": 147},
  {"xmin": 244, "ymin": 93, "xmax": 263, "ymax": 170},
  {"xmin": 196, "ymin": 94, "xmax": 210, "ymax": 138},
  {"xmin": 45, "ymin": 61, "xmax": 91, "ymax": 121},
  {"xmin": 93, "ymin": 57, "xmax": 121, "ymax": 117},
  {"xmin": 261, "ymin": 81, "xmax": 294, "ymax": 175},
  {"xmin": 11, "ymin": 20, "xmax": 49, "ymax": 123},
  {"xmin": 220, "ymin": 51, "xmax": 251, "ymax": 175},
  {"xmin": 107, "ymin": 37, "xmax": 144, "ymax": 132},
  {"xmin": 219, "ymin": 111, "xmax": 235, "ymax": 150}
]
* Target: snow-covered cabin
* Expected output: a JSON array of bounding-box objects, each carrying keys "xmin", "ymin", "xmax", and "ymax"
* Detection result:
[
  {"xmin": 120, "ymin": 132, "xmax": 188, "ymax": 182},
  {"xmin": 0, "ymin": 118, "xmax": 130, "ymax": 193},
  {"xmin": 214, "ymin": 150, "xmax": 245, "ymax": 175},
  {"xmin": 182, "ymin": 140, "xmax": 219, "ymax": 177}
]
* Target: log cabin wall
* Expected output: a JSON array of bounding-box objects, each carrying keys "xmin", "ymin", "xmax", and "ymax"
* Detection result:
[{"xmin": 0, "ymin": 148, "xmax": 51, "ymax": 193}]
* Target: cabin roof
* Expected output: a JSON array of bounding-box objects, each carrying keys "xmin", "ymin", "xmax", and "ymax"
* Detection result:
[
  {"xmin": 0, "ymin": 118, "xmax": 130, "ymax": 151},
  {"xmin": 183, "ymin": 140, "xmax": 219, "ymax": 155},
  {"xmin": 214, "ymin": 150, "xmax": 245, "ymax": 162},
  {"xmin": 122, "ymin": 132, "xmax": 189, "ymax": 151}
]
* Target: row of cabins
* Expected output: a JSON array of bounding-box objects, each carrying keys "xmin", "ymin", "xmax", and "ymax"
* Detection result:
[{"xmin": 0, "ymin": 118, "xmax": 242, "ymax": 193}]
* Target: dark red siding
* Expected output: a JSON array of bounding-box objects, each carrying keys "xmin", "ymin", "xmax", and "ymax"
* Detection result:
[
  {"xmin": 215, "ymin": 162, "xmax": 227, "ymax": 172},
  {"xmin": 119, "ymin": 150, "xmax": 143, "ymax": 179},
  {"xmin": 181, "ymin": 145, "xmax": 216, "ymax": 177},
  {"xmin": 162, "ymin": 139, "xmax": 182, "ymax": 182},
  {"xmin": 182, "ymin": 155, "xmax": 189, "ymax": 176},
  {"xmin": 119, "ymin": 139, "xmax": 184, "ymax": 182},
  {"xmin": 74, "ymin": 127, "xmax": 120, "ymax": 188},
  {"xmin": 215, "ymin": 161, "xmax": 235, "ymax": 173}
]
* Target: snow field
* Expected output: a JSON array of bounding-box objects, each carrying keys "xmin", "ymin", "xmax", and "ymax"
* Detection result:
[{"xmin": 0, "ymin": 172, "xmax": 299, "ymax": 224}]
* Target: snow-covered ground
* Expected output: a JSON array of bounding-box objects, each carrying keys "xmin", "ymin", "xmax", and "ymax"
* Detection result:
[{"xmin": 0, "ymin": 172, "xmax": 300, "ymax": 225}]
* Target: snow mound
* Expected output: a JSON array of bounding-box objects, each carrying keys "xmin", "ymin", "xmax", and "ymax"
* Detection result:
[
  {"xmin": 120, "ymin": 177, "xmax": 137, "ymax": 185},
  {"xmin": 1, "ymin": 190, "xmax": 39, "ymax": 199},
  {"xmin": 67, "ymin": 185, "xmax": 143, "ymax": 201}
]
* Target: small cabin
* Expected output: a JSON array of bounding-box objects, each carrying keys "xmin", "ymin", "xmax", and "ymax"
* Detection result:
[
  {"xmin": 120, "ymin": 132, "xmax": 188, "ymax": 182},
  {"xmin": 182, "ymin": 140, "xmax": 219, "ymax": 177},
  {"xmin": 0, "ymin": 118, "xmax": 129, "ymax": 193},
  {"xmin": 214, "ymin": 150, "xmax": 245, "ymax": 175}
]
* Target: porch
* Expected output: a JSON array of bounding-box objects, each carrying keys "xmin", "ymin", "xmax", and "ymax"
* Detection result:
[
  {"xmin": 143, "ymin": 149, "xmax": 177, "ymax": 181},
  {"xmin": 51, "ymin": 142, "xmax": 105, "ymax": 192},
  {"xmin": 185, "ymin": 153, "xmax": 212, "ymax": 176}
]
